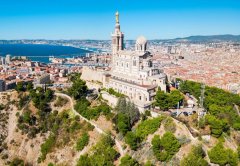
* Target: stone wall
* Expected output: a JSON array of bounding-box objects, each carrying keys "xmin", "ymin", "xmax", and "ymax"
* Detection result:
[
  {"xmin": 101, "ymin": 91, "xmax": 118, "ymax": 108},
  {"xmin": 81, "ymin": 66, "xmax": 106, "ymax": 83}
]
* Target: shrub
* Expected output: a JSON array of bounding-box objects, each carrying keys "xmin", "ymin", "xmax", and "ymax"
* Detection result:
[
  {"xmin": 108, "ymin": 88, "xmax": 125, "ymax": 97},
  {"xmin": 180, "ymin": 145, "xmax": 208, "ymax": 166},
  {"xmin": 76, "ymin": 133, "xmax": 90, "ymax": 151},
  {"xmin": 117, "ymin": 113, "xmax": 131, "ymax": 135},
  {"xmin": 0, "ymin": 104, "xmax": 5, "ymax": 110},
  {"xmin": 151, "ymin": 132, "xmax": 181, "ymax": 162},
  {"xmin": 68, "ymin": 77, "xmax": 88, "ymax": 100},
  {"xmin": 205, "ymin": 115, "xmax": 229, "ymax": 137},
  {"xmin": 208, "ymin": 143, "xmax": 238, "ymax": 166},
  {"xmin": 119, "ymin": 154, "xmax": 140, "ymax": 166},
  {"xmin": 39, "ymin": 134, "xmax": 56, "ymax": 161},
  {"xmin": 178, "ymin": 79, "xmax": 240, "ymax": 132},
  {"xmin": 125, "ymin": 132, "xmax": 139, "ymax": 150},
  {"xmin": 116, "ymin": 97, "xmax": 140, "ymax": 126},
  {"xmin": 77, "ymin": 134, "xmax": 118, "ymax": 166},
  {"xmin": 135, "ymin": 117, "xmax": 163, "ymax": 140},
  {"xmin": 9, "ymin": 158, "xmax": 24, "ymax": 166},
  {"xmin": 144, "ymin": 161, "xmax": 154, "ymax": 166},
  {"xmin": 164, "ymin": 117, "xmax": 176, "ymax": 133},
  {"xmin": 54, "ymin": 96, "xmax": 68, "ymax": 107}
]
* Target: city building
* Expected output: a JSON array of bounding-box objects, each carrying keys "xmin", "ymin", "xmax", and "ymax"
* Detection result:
[
  {"xmin": 0, "ymin": 80, "xmax": 6, "ymax": 92},
  {"xmin": 0, "ymin": 57, "xmax": 6, "ymax": 65},
  {"xmin": 104, "ymin": 12, "xmax": 167, "ymax": 111},
  {"xmin": 5, "ymin": 54, "xmax": 11, "ymax": 64},
  {"xmin": 35, "ymin": 74, "xmax": 50, "ymax": 84}
]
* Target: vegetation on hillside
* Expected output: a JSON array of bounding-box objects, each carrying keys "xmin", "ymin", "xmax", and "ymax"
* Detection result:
[
  {"xmin": 74, "ymin": 98, "xmax": 112, "ymax": 120},
  {"xmin": 163, "ymin": 117, "xmax": 176, "ymax": 133},
  {"xmin": 178, "ymin": 79, "xmax": 240, "ymax": 136},
  {"xmin": 68, "ymin": 73, "xmax": 88, "ymax": 100},
  {"xmin": 119, "ymin": 154, "xmax": 140, "ymax": 166},
  {"xmin": 9, "ymin": 158, "xmax": 25, "ymax": 166},
  {"xmin": 69, "ymin": 75, "xmax": 113, "ymax": 120},
  {"xmin": 76, "ymin": 132, "xmax": 90, "ymax": 151},
  {"xmin": 77, "ymin": 134, "xmax": 119, "ymax": 166},
  {"xmin": 151, "ymin": 132, "xmax": 181, "ymax": 162},
  {"xmin": 38, "ymin": 111, "xmax": 94, "ymax": 162},
  {"xmin": 17, "ymin": 87, "xmax": 55, "ymax": 138},
  {"xmin": 54, "ymin": 96, "xmax": 68, "ymax": 107},
  {"xmin": 125, "ymin": 117, "xmax": 163, "ymax": 150},
  {"xmin": 104, "ymin": 88, "xmax": 125, "ymax": 97},
  {"xmin": 154, "ymin": 89, "xmax": 184, "ymax": 110},
  {"xmin": 113, "ymin": 97, "xmax": 140, "ymax": 136},
  {"xmin": 208, "ymin": 143, "xmax": 238, "ymax": 166},
  {"xmin": 180, "ymin": 145, "xmax": 208, "ymax": 166}
]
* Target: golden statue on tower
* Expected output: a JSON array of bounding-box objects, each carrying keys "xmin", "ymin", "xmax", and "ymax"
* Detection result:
[{"xmin": 116, "ymin": 11, "xmax": 119, "ymax": 23}]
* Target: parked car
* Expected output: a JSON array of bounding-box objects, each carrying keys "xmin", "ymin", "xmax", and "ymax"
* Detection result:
[
  {"xmin": 171, "ymin": 112, "xmax": 177, "ymax": 117},
  {"xmin": 183, "ymin": 112, "xmax": 188, "ymax": 116}
]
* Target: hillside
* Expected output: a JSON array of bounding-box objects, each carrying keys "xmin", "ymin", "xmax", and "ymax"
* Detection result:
[
  {"xmin": 0, "ymin": 77, "xmax": 239, "ymax": 166},
  {"xmin": 172, "ymin": 34, "xmax": 240, "ymax": 43}
]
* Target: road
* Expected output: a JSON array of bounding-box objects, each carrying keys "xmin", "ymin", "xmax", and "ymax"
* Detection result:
[{"xmin": 55, "ymin": 92, "xmax": 124, "ymax": 156}]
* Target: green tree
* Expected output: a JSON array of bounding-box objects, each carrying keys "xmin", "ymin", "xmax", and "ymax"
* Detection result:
[
  {"xmin": 180, "ymin": 145, "xmax": 208, "ymax": 166},
  {"xmin": 155, "ymin": 90, "xmax": 169, "ymax": 110},
  {"xmin": 178, "ymin": 79, "xmax": 240, "ymax": 131},
  {"xmin": 39, "ymin": 134, "xmax": 56, "ymax": 161},
  {"xmin": 74, "ymin": 98, "xmax": 91, "ymax": 116},
  {"xmin": 48, "ymin": 163, "xmax": 55, "ymax": 166},
  {"xmin": 144, "ymin": 161, "xmax": 155, "ymax": 166},
  {"xmin": 77, "ymin": 155, "xmax": 90, "ymax": 166},
  {"xmin": 205, "ymin": 115, "xmax": 229, "ymax": 137},
  {"xmin": 168, "ymin": 90, "xmax": 184, "ymax": 108},
  {"xmin": 125, "ymin": 132, "xmax": 139, "ymax": 150},
  {"xmin": 76, "ymin": 133, "xmax": 90, "ymax": 151},
  {"xmin": 77, "ymin": 134, "xmax": 118, "ymax": 166},
  {"xmin": 151, "ymin": 132, "xmax": 181, "ymax": 162},
  {"xmin": 68, "ymin": 78, "xmax": 88, "ymax": 100},
  {"xmin": 16, "ymin": 82, "xmax": 25, "ymax": 92},
  {"xmin": 208, "ymin": 143, "xmax": 238, "ymax": 166},
  {"xmin": 117, "ymin": 113, "xmax": 131, "ymax": 135},
  {"xmin": 27, "ymin": 82, "xmax": 34, "ymax": 91},
  {"xmin": 45, "ymin": 89, "xmax": 54, "ymax": 102},
  {"xmin": 116, "ymin": 97, "xmax": 140, "ymax": 126},
  {"xmin": 135, "ymin": 117, "xmax": 163, "ymax": 140},
  {"xmin": 10, "ymin": 158, "xmax": 24, "ymax": 166},
  {"xmin": 119, "ymin": 154, "xmax": 140, "ymax": 166}
]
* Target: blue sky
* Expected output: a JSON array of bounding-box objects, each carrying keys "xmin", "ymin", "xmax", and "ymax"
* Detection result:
[{"xmin": 0, "ymin": 0, "xmax": 240, "ymax": 40}]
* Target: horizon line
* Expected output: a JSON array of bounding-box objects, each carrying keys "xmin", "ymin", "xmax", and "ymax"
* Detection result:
[{"xmin": 0, "ymin": 34, "xmax": 240, "ymax": 41}]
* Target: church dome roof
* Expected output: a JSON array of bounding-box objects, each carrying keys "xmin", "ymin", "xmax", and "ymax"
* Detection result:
[{"xmin": 136, "ymin": 36, "xmax": 147, "ymax": 45}]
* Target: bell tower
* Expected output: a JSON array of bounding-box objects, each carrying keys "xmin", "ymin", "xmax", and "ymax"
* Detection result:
[{"xmin": 111, "ymin": 11, "xmax": 124, "ymax": 54}]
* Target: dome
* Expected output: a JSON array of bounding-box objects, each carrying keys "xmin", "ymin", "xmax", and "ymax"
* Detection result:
[{"xmin": 136, "ymin": 36, "xmax": 147, "ymax": 45}]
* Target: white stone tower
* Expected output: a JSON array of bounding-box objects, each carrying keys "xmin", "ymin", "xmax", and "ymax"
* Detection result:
[
  {"xmin": 135, "ymin": 36, "xmax": 147, "ymax": 53},
  {"xmin": 111, "ymin": 11, "xmax": 124, "ymax": 54}
]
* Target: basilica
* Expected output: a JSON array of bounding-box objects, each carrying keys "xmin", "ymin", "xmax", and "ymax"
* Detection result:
[{"xmin": 103, "ymin": 12, "xmax": 167, "ymax": 111}]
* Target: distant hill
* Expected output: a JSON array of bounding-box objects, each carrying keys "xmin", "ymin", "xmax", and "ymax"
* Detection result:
[{"xmin": 172, "ymin": 34, "xmax": 240, "ymax": 43}]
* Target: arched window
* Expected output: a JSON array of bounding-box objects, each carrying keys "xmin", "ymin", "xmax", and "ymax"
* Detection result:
[{"xmin": 133, "ymin": 60, "xmax": 136, "ymax": 66}]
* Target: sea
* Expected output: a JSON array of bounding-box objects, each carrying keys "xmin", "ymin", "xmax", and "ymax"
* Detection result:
[{"xmin": 0, "ymin": 44, "xmax": 92, "ymax": 63}]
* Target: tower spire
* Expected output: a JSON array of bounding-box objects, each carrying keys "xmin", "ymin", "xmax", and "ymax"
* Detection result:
[
  {"xmin": 112, "ymin": 11, "xmax": 124, "ymax": 54},
  {"xmin": 116, "ymin": 11, "xmax": 119, "ymax": 24}
]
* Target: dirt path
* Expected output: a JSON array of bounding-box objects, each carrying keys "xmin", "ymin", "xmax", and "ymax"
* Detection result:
[{"xmin": 6, "ymin": 105, "xmax": 18, "ymax": 144}]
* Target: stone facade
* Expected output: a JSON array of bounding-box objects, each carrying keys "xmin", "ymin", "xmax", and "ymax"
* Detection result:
[
  {"xmin": 105, "ymin": 12, "xmax": 166, "ymax": 112},
  {"xmin": 80, "ymin": 12, "xmax": 167, "ymax": 112}
]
